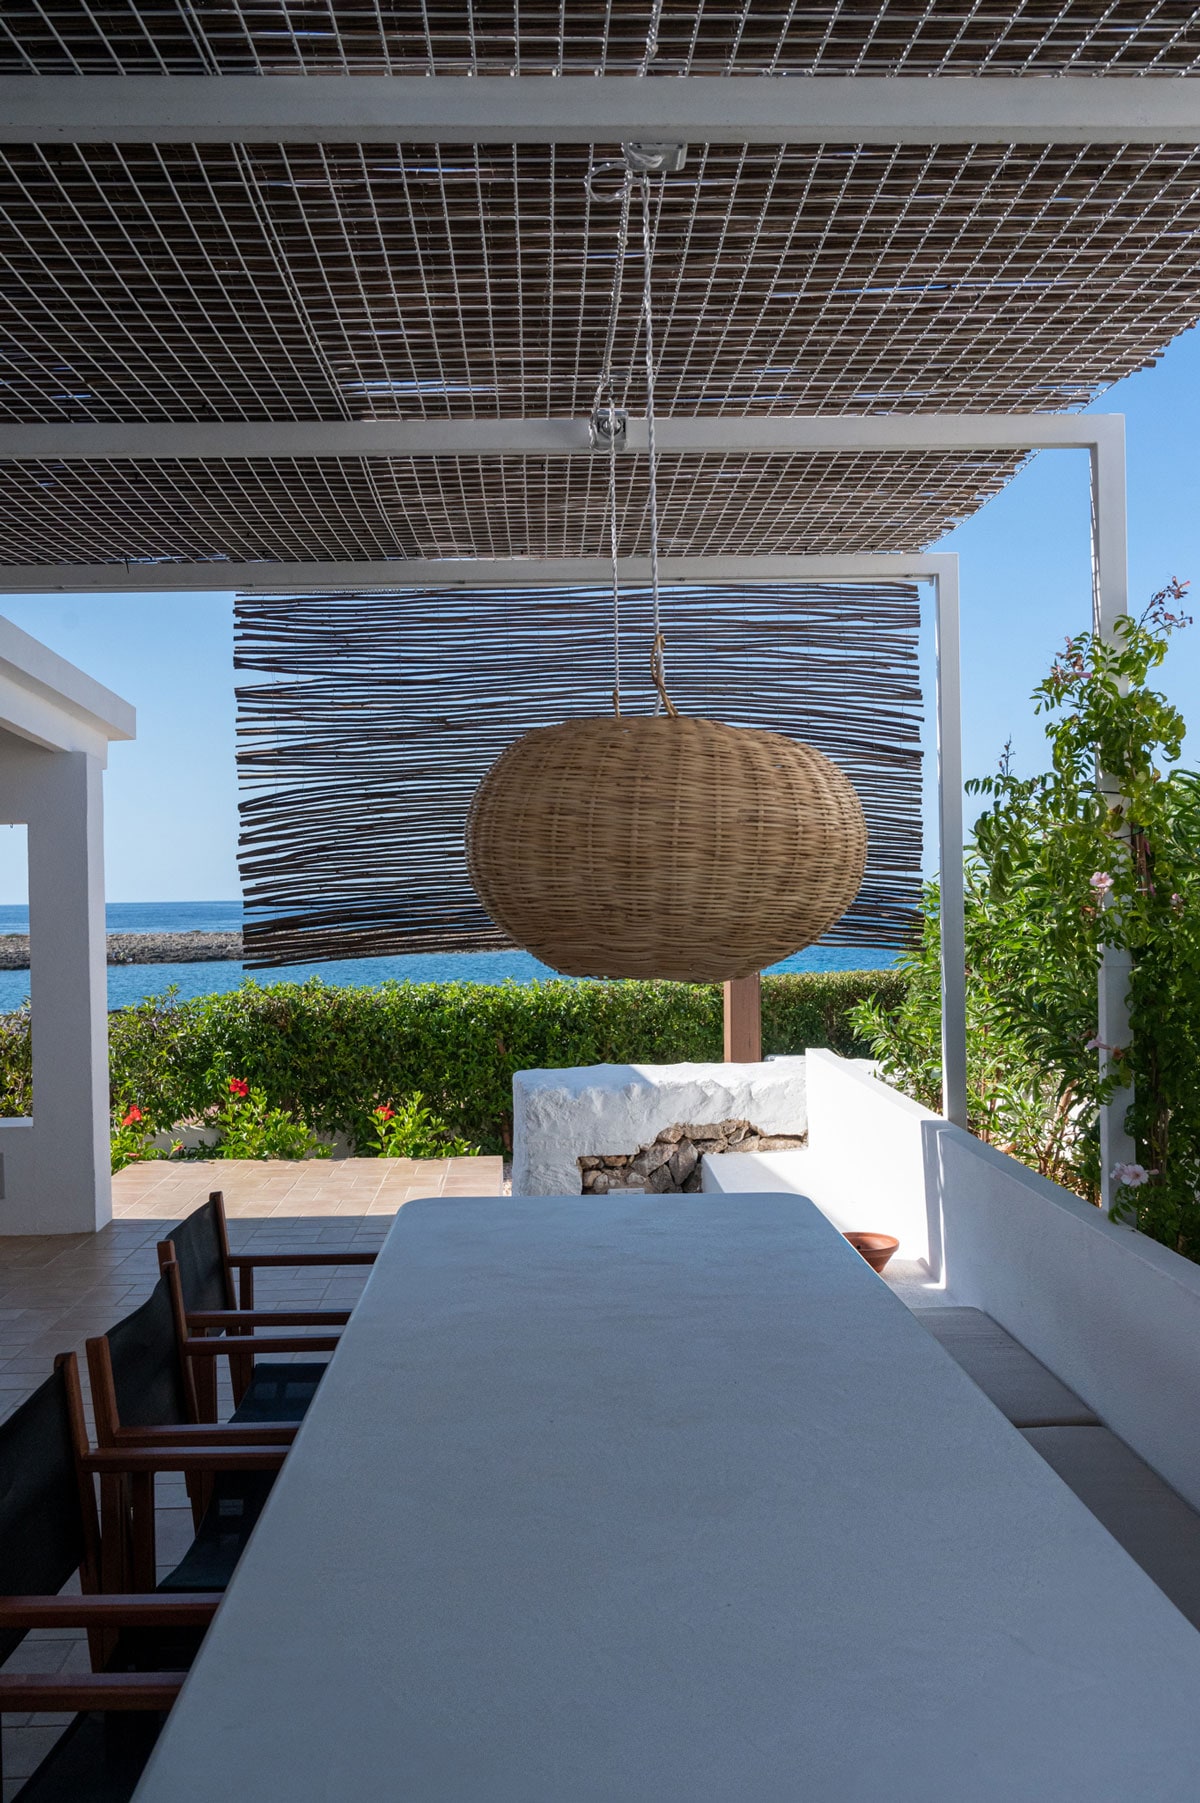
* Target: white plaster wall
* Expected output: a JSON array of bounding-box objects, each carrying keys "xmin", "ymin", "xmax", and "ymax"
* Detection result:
[
  {"xmin": 749, "ymin": 1049, "xmax": 1200, "ymax": 1515},
  {"xmin": 0, "ymin": 1117, "xmax": 35, "ymax": 1216},
  {"xmin": 0, "ymin": 740, "xmax": 111, "ymax": 1233},
  {"xmin": 700, "ymin": 1144, "xmax": 924, "ymax": 1249},
  {"xmin": 934, "ymin": 1127, "xmax": 1200, "ymax": 1515},
  {"xmin": 701, "ymin": 1053, "xmax": 933, "ymax": 1259},
  {"xmin": 512, "ymin": 1059, "xmax": 806, "ymax": 1196}
]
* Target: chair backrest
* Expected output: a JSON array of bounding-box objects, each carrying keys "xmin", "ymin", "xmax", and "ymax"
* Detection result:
[
  {"xmin": 160, "ymin": 1193, "xmax": 234, "ymax": 1314},
  {"xmin": 100, "ymin": 1274, "xmax": 192, "ymax": 1431},
  {"xmin": 0, "ymin": 1358, "xmax": 94, "ymax": 1665}
]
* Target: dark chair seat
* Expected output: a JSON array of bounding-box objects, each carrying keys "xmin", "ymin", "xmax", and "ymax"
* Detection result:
[
  {"xmin": 13, "ymin": 1709, "xmax": 164, "ymax": 1803},
  {"xmin": 15, "ymin": 1618, "xmax": 206, "ymax": 1800},
  {"xmin": 912, "ymin": 1306, "xmax": 1098, "ymax": 1427},
  {"xmin": 86, "ymin": 1274, "xmax": 300, "ymax": 1596},
  {"xmin": 1022, "ymin": 1425, "xmax": 1200, "ymax": 1631},
  {"xmin": 158, "ymin": 1193, "xmax": 370, "ymax": 1427},
  {"xmin": 230, "ymin": 1360, "xmax": 329, "ymax": 1425},
  {"xmin": 156, "ymin": 1471, "xmax": 277, "ymax": 1593}
]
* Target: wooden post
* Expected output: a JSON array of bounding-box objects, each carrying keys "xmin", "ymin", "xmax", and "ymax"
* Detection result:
[{"xmin": 723, "ymin": 973, "xmax": 762, "ymax": 1063}]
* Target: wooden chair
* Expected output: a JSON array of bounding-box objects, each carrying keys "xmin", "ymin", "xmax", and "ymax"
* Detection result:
[
  {"xmin": 85, "ymin": 1273, "xmax": 311, "ymax": 1591},
  {"xmin": 157, "ymin": 1191, "xmax": 372, "ymax": 1417},
  {"xmin": 0, "ymin": 1353, "xmax": 279, "ymax": 1802}
]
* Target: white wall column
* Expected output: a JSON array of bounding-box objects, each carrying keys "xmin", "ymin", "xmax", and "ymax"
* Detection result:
[
  {"xmin": 25, "ymin": 748, "xmax": 111, "ymax": 1232},
  {"xmin": 0, "ymin": 620, "xmax": 133, "ymax": 1234},
  {"xmin": 1091, "ymin": 421, "xmax": 1136, "ymax": 1209},
  {"xmin": 0, "ymin": 739, "xmax": 113, "ymax": 1233},
  {"xmin": 934, "ymin": 565, "xmax": 968, "ymax": 1129}
]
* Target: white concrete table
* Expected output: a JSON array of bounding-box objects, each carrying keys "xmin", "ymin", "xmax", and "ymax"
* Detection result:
[{"xmin": 136, "ymin": 1195, "xmax": 1200, "ymax": 1802}]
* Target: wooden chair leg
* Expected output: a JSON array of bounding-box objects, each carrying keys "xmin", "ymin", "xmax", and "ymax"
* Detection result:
[
  {"xmin": 99, "ymin": 1473, "xmax": 132, "ymax": 1594},
  {"xmin": 129, "ymin": 1471, "xmax": 157, "ymax": 1593},
  {"xmin": 192, "ymin": 1329, "xmax": 220, "ymax": 1424},
  {"xmin": 231, "ymin": 1267, "xmax": 256, "ymax": 1404},
  {"xmin": 186, "ymin": 1321, "xmax": 220, "ymax": 1518}
]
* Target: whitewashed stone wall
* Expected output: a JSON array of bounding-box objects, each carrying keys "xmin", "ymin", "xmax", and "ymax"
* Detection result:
[{"xmin": 512, "ymin": 1058, "xmax": 807, "ymax": 1196}]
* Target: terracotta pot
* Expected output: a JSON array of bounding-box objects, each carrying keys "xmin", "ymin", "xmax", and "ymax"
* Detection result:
[{"xmin": 843, "ymin": 1232, "xmax": 900, "ymax": 1274}]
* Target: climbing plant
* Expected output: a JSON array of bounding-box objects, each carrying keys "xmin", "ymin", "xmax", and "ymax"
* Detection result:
[{"xmin": 855, "ymin": 581, "xmax": 1200, "ymax": 1258}]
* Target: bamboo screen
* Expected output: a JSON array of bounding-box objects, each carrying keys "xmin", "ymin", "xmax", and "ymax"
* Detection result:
[{"xmin": 234, "ymin": 583, "xmax": 924, "ymax": 967}]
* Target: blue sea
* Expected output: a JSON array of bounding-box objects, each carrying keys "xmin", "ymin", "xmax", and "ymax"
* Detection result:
[{"xmin": 0, "ymin": 902, "xmax": 898, "ymax": 1013}]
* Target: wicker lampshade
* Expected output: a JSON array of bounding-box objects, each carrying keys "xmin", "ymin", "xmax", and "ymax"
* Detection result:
[{"xmin": 466, "ymin": 715, "xmax": 868, "ymax": 981}]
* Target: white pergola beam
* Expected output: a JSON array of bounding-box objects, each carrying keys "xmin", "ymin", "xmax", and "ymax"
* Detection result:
[
  {"xmin": 0, "ymin": 414, "xmax": 1120, "ymax": 461},
  {"xmin": 0, "ymin": 554, "xmax": 956, "ymax": 594},
  {"xmin": 0, "ymin": 547, "xmax": 967, "ymax": 1134},
  {"xmin": 3, "ymin": 75, "xmax": 1200, "ymax": 146}
]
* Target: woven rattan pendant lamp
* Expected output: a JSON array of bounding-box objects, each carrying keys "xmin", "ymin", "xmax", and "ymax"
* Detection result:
[
  {"xmin": 465, "ymin": 152, "xmax": 868, "ymax": 983},
  {"xmin": 467, "ymin": 697, "xmax": 867, "ymax": 982}
]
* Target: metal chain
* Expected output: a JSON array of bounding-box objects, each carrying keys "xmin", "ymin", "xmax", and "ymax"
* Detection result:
[
  {"xmin": 590, "ymin": 0, "xmax": 666, "ymax": 718},
  {"xmin": 592, "ymin": 172, "xmax": 635, "ymax": 717},
  {"xmin": 639, "ymin": 0, "xmax": 665, "ymax": 73},
  {"xmin": 593, "ymin": 172, "xmax": 635, "ymax": 418},
  {"xmin": 638, "ymin": 175, "xmax": 666, "ymax": 713},
  {"xmin": 608, "ymin": 383, "xmax": 622, "ymax": 716}
]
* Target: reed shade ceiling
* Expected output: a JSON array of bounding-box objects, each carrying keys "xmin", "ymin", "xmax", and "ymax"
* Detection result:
[
  {"xmin": 5, "ymin": 139, "xmax": 1200, "ymax": 427},
  {"xmin": 3, "ymin": 8, "xmax": 1200, "ymax": 570},
  {"xmin": 4, "ymin": 3, "xmax": 1200, "ymax": 74},
  {"xmin": 0, "ymin": 453, "xmax": 1015, "ymax": 564},
  {"xmin": 5, "ymin": 135, "xmax": 1200, "ymax": 561},
  {"xmin": 233, "ymin": 582, "xmax": 922, "ymax": 968}
]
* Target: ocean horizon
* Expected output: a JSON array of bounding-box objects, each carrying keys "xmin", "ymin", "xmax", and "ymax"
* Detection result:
[{"xmin": 0, "ymin": 901, "xmax": 899, "ymax": 1012}]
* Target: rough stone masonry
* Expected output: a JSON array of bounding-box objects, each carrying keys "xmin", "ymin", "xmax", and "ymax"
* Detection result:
[{"xmin": 580, "ymin": 1119, "xmax": 808, "ymax": 1195}]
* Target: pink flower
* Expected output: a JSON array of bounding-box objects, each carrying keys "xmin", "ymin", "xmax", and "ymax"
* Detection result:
[
  {"xmin": 1089, "ymin": 872, "xmax": 1114, "ymax": 894},
  {"xmin": 121, "ymin": 1104, "xmax": 143, "ymax": 1127},
  {"xmin": 228, "ymin": 1077, "xmax": 250, "ymax": 1099},
  {"xmin": 1111, "ymin": 1162, "xmax": 1158, "ymax": 1188},
  {"xmin": 1084, "ymin": 1035, "xmax": 1110, "ymax": 1053}
]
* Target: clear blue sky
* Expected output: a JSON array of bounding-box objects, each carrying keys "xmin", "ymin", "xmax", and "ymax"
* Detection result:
[{"xmin": 0, "ymin": 327, "xmax": 1197, "ymax": 903}]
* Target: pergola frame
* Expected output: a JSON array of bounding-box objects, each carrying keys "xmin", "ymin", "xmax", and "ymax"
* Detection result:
[
  {"xmin": 0, "ymin": 409, "xmax": 1132, "ymax": 1201},
  {"xmin": 0, "ymin": 71, "xmax": 1148, "ymax": 1207}
]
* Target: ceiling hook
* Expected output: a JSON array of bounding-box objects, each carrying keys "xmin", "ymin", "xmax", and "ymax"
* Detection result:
[{"xmin": 621, "ymin": 143, "xmax": 688, "ymax": 178}]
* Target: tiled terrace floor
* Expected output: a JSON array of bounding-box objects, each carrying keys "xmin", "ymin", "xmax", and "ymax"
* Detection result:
[{"xmin": 0, "ymin": 1154, "xmax": 502, "ymax": 1800}]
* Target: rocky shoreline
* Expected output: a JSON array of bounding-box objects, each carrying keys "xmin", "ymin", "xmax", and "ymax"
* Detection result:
[{"xmin": 0, "ymin": 932, "xmax": 243, "ymax": 970}]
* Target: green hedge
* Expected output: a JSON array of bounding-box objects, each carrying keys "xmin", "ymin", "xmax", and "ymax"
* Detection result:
[{"xmin": 0, "ymin": 971, "xmax": 905, "ymax": 1156}]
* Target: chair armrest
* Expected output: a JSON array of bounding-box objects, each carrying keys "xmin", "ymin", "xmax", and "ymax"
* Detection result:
[
  {"xmin": 227, "ymin": 1251, "xmax": 376, "ymax": 1268},
  {"xmin": 0, "ymin": 1595, "xmax": 217, "ymax": 1629},
  {"xmin": 188, "ymin": 1308, "xmax": 351, "ymax": 1329},
  {"xmin": 112, "ymin": 1423, "xmax": 296, "ymax": 1446},
  {"xmin": 183, "ymin": 1333, "xmax": 340, "ymax": 1356},
  {"xmin": 0, "ymin": 1673, "xmax": 183, "ymax": 1712},
  {"xmin": 85, "ymin": 1446, "xmax": 287, "ymax": 1474}
]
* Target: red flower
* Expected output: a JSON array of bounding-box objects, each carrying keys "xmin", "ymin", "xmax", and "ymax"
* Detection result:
[
  {"xmin": 375, "ymin": 1104, "xmax": 395, "ymax": 1121},
  {"xmin": 121, "ymin": 1104, "xmax": 143, "ymax": 1127},
  {"xmin": 228, "ymin": 1078, "xmax": 250, "ymax": 1099}
]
